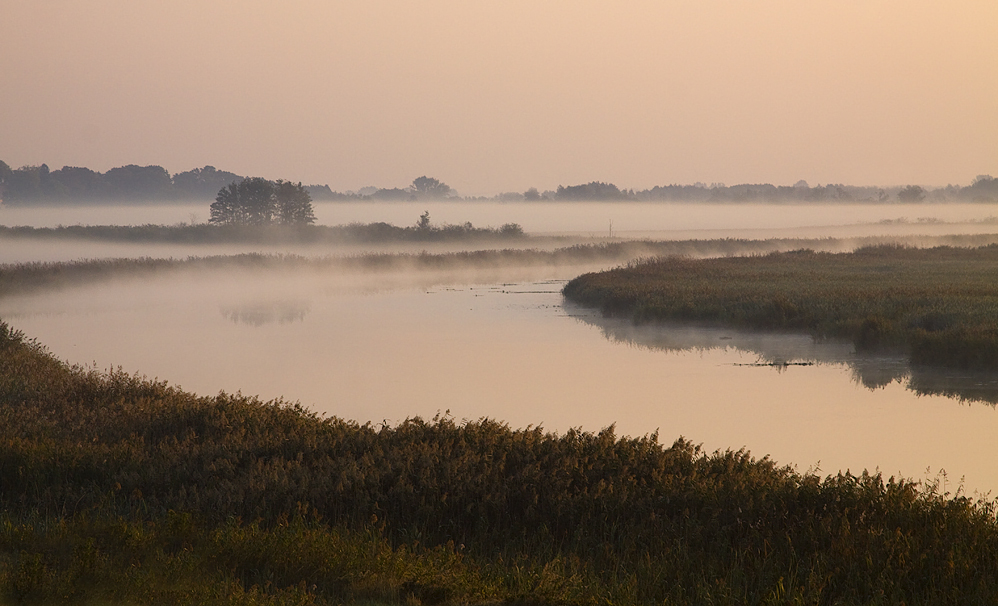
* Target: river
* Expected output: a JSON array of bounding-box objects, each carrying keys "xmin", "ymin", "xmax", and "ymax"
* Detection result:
[{"xmin": 1, "ymin": 200, "xmax": 997, "ymax": 496}]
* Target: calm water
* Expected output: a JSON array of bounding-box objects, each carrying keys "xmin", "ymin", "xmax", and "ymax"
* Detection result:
[
  {"xmin": 2, "ymin": 264, "xmax": 996, "ymax": 497},
  {"xmin": 2, "ymin": 201, "xmax": 997, "ymax": 496}
]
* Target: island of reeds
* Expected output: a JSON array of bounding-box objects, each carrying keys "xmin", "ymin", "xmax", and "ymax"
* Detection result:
[
  {"xmin": 563, "ymin": 244, "xmax": 998, "ymax": 370},
  {"xmin": 1, "ymin": 320, "xmax": 998, "ymax": 604},
  {"xmin": 8, "ymin": 234, "xmax": 998, "ymax": 301}
]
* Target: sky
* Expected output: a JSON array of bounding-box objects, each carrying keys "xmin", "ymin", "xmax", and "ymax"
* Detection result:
[{"xmin": 1, "ymin": 0, "xmax": 996, "ymax": 196}]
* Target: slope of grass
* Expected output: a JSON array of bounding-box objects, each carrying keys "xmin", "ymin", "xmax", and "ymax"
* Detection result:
[
  {"xmin": 1, "ymin": 320, "xmax": 998, "ymax": 604},
  {"xmin": 564, "ymin": 244, "xmax": 998, "ymax": 369}
]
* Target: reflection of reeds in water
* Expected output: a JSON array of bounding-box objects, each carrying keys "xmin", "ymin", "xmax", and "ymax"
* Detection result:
[
  {"xmin": 572, "ymin": 299, "xmax": 998, "ymax": 405},
  {"xmin": 219, "ymin": 301, "xmax": 310, "ymax": 326},
  {"xmin": 908, "ymin": 365, "xmax": 998, "ymax": 405}
]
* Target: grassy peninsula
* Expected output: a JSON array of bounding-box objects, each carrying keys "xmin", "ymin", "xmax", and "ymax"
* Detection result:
[
  {"xmin": 7, "ymin": 235, "xmax": 998, "ymax": 300},
  {"xmin": 1, "ymin": 321, "xmax": 998, "ymax": 604},
  {"xmin": 564, "ymin": 245, "xmax": 998, "ymax": 370}
]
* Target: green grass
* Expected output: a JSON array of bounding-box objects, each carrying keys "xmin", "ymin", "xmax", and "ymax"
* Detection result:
[
  {"xmin": 564, "ymin": 244, "xmax": 998, "ymax": 370},
  {"xmin": 1, "ymin": 320, "xmax": 998, "ymax": 604}
]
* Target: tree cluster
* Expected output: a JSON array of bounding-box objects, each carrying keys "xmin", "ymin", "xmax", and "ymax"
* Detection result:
[
  {"xmin": 0, "ymin": 162, "xmax": 175, "ymax": 203},
  {"xmin": 555, "ymin": 181, "xmax": 632, "ymax": 201},
  {"xmin": 2, "ymin": 157, "xmax": 995, "ymax": 205},
  {"xmin": 0, "ymin": 161, "xmax": 333, "ymax": 205},
  {"xmin": 364, "ymin": 176, "xmax": 456, "ymax": 201},
  {"xmin": 209, "ymin": 178, "xmax": 316, "ymax": 226}
]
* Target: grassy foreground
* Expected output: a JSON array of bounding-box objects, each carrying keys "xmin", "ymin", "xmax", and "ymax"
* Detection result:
[
  {"xmin": 564, "ymin": 244, "xmax": 998, "ymax": 370},
  {"xmin": 1, "ymin": 322, "xmax": 998, "ymax": 604}
]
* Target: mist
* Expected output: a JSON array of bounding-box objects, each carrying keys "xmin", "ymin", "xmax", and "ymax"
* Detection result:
[
  {"xmin": 4, "ymin": 198, "xmax": 998, "ymax": 496},
  {"xmin": 2, "ymin": 0, "xmax": 997, "ymax": 596},
  {"xmin": 4, "ymin": 250, "xmax": 998, "ymax": 497},
  {"xmin": 4, "ymin": 199, "xmax": 998, "ymax": 264}
]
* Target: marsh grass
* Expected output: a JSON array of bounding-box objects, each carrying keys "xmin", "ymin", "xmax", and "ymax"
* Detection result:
[
  {"xmin": 0, "ymin": 222, "xmax": 527, "ymax": 245},
  {"xmin": 1, "ymin": 321, "xmax": 998, "ymax": 603},
  {"xmin": 5, "ymin": 234, "xmax": 998, "ymax": 300},
  {"xmin": 564, "ymin": 244, "xmax": 998, "ymax": 370}
]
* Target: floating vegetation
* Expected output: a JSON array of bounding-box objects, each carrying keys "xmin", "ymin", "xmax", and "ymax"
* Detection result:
[{"xmin": 1, "ymin": 320, "xmax": 998, "ymax": 603}]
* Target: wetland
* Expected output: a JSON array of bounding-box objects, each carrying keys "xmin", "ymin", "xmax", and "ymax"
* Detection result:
[{"xmin": 3, "ymin": 200, "xmax": 998, "ymax": 603}]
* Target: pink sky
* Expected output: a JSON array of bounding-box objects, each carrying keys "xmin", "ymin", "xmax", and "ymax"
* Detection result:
[{"xmin": 1, "ymin": 0, "xmax": 995, "ymax": 195}]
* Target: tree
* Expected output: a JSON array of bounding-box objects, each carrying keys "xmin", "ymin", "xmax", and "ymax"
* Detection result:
[
  {"xmin": 238, "ymin": 178, "xmax": 275, "ymax": 225},
  {"xmin": 897, "ymin": 185, "xmax": 926, "ymax": 202},
  {"xmin": 371, "ymin": 187, "xmax": 412, "ymax": 201},
  {"xmin": 210, "ymin": 182, "xmax": 242, "ymax": 225},
  {"xmin": 965, "ymin": 175, "xmax": 998, "ymax": 201},
  {"xmin": 555, "ymin": 181, "xmax": 627, "ymax": 201},
  {"xmin": 210, "ymin": 178, "xmax": 274, "ymax": 225},
  {"xmin": 5, "ymin": 165, "xmax": 47, "ymax": 202},
  {"xmin": 48, "ymin": 166, "xmax": 105, "ymax": 199},
  {"xmin": 274, "ymin": 180, "xmax": 316, "ymax": 225},
  {"xmin": 210, "ymin": 177, "xmax": 315, "ymax": 226},
  {"xmin": 416, "ymin": 210, "xmax": 431, "ymax": 230},
  {"xmin": 174, "ymin": 165, "xmax": 245, "ymax": 199},
  {"xmin": 411, "ymin": 176, "xmax": 453, "ymax": 199},
  {"xmin": 103, "ymin": 164, "xmax": 173, "ymax": 200},
  {"xmin": 0, "ymin": 160, "xmax": 11, "ymax": 202}
]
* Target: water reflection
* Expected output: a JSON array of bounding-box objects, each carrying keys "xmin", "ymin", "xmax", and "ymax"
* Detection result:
[
  {"xmin": 571, "ymin": 312, "xmax": 998, "ymax": 405},
  {"xmin": 5, "ymin": 274, "xmax": 998, "ymax": 495},
  {"xmin": 220, "ymin": 300, "xmax": 310, "ymax": 326}
]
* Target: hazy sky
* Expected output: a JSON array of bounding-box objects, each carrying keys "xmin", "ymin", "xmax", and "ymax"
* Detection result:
[{"xmin": 2, "ymin": 0, "xmax": 995, "ymax": 195}]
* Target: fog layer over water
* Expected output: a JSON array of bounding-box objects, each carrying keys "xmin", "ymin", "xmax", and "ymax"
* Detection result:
[
  {"xmin": 2, "ymin": 201, "xmax": 998, "ymax": 496},
  {"xmin": 4, "ymin": 201, "xmax": 998, "ymax": 264},
  {"xmin": 2, "ymin": 261, "xmax": 997, "ymax": 497},
  {"xmin": 2, "ymin": 200, "xmax": 998, "ymax": 232}
]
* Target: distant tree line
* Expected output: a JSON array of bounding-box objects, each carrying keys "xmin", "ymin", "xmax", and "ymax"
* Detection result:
[
  {"xmin": 210, "ymin": 178, "xmax": 315, "ymax": 225},
  {"xmin": 0, "ymin": 161, "xmax": 335, "ymax": 206},
  {"xmin": 330, "ymin": 175, "xmax": 997, "ymax": 204},
  {"xmin": 504, "ymin": 177, "xmax": 997, "ymax": 204},
  {"xmin": 1, "ymin": 158, "xmax": 995, "ymax": 205},
  {"xmin": 335, "ymin": 176, "xmax": 457, "ymax": 202}
]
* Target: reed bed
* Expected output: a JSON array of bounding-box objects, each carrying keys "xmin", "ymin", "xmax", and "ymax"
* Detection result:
[
  {"xmin": 564, "ymin": 244, "xmax": 998, "ymax": 370},
  {"xmin": 5, "ymin": 235, "xmax": 998, "ymax": 300},
  {"xmin": 0, "ymin": 222, "xmax": 525, "ymax": 244},
  {"xmin": 1, "ymin": 321, "xmax": 997, "ymax": 604}
]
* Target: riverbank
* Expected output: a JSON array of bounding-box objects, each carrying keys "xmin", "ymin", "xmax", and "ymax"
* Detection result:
[
  {"xmin": 7, "ymin": 235, "xmax": 998, "ymax": 300},
  {"xmin": 564, "ymin": 244, "xmax": 998, "ymax": 370},
  {"xmin": 1, "ymin": 320, "xmax": 997, "ymax": 604}
]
